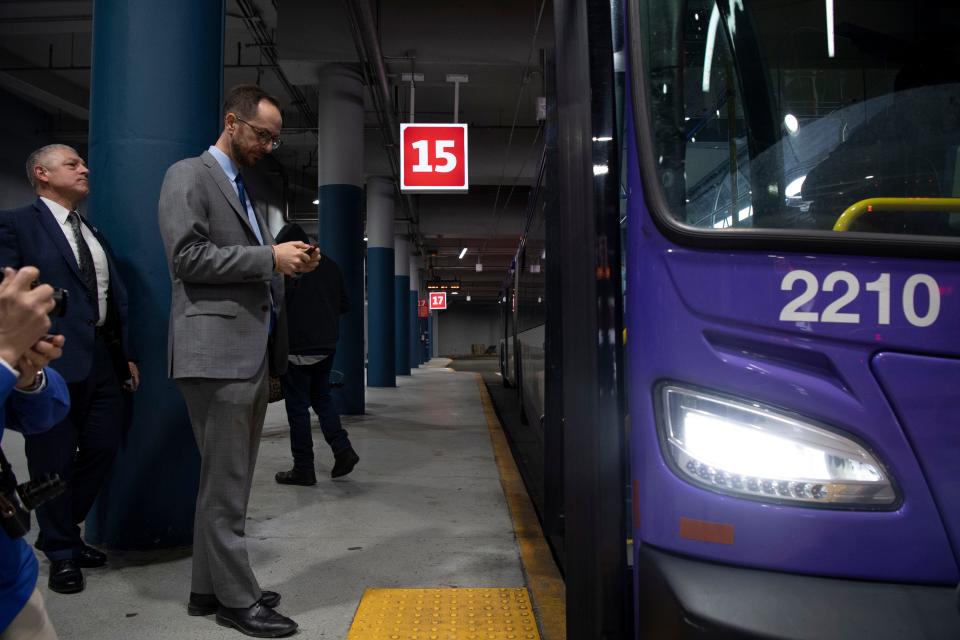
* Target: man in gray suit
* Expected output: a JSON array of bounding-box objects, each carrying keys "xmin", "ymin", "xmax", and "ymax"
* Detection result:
[{"xmin": 158, "ymin": 85, "xmax": 318, "ymax": 638}]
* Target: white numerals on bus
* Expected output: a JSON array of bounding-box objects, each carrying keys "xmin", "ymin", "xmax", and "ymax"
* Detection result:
[
  {"xmin": 411, "ymin": 140, "xmax": 458, "ymax": 173},
  {"xmin": 779, "ymin": 270, "xmax": 941, "ymax": 327}
]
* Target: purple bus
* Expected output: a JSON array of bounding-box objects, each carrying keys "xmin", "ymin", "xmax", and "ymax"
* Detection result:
[
  {"xmin": 624, "ymin": 0, "xmax": 960, "ymax": 636},
  {"xmin": 500, "ymin": 0, "xmax": 959, "ymax": 635}
]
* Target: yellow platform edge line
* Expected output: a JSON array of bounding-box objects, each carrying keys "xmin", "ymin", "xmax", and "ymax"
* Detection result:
[{"xmin": 475, "ymin": 374, "xmax": 567, "ymax": 640}]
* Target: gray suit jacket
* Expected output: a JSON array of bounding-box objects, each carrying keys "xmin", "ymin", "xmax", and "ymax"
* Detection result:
[{"xmin": 158, "ymin": 150, "xmax": 288, "ymax": 380}]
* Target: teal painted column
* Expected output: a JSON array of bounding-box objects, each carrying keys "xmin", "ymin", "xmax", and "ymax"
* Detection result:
[
  {"xmin": 409, "ymin": 254, "xmax": 420, "ymax": 370},
  {"xmin": 317, "ymin": 65, "xmax": 364, "ymax": 414},
  {"xmin": 394, "ymin": 235, "xmax": 410, "ymax": 376},
  {"xmin": 366, "ymin": 177, "xmax": 395, "ymax": 386},
  {"xmin": 84, "ymin": 0, "xmax": 223, "ymax": 549}
]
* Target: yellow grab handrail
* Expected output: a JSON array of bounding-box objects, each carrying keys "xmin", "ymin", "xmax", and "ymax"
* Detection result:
[{"xmin": 833, "ymin": 197, "xmax": 960, "ymax": 231}]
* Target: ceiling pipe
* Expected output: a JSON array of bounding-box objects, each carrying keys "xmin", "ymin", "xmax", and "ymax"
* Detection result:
[
  {"xmin": 235, "ymin": 0, "xmax": 316, "ymax": 128},
  {"xmin": 342, "ymin": 0, "xmax": 423, "ymax": 255}
]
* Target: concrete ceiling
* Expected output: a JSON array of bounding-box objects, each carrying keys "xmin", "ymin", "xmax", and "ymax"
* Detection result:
[{"xmin": 0, "ymin": 0, "xmax": 552, "ymax": 303}]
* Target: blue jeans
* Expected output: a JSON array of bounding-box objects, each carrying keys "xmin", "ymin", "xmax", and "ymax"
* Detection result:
[{"xmin": 279, "ymin": 355, "xmax": 351, "ymax": 471}]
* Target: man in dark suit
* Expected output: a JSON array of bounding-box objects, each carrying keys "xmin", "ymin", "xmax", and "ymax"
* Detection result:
[
  {"xmin": 158, "ymin": 85, "xmax": 317, "ymax": 638},
  {"xmin": 0, "ymin": 144, "xmax": 138, "ymax": 595}
]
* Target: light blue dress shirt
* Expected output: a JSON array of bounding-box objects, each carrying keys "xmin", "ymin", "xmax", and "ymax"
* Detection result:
[{"xmin": 208, "ymin": 146, "xmax": 265, "ymax": 245}]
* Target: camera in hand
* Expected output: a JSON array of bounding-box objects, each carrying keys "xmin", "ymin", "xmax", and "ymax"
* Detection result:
[
  {"xmin": 30, "ymin": 280, "xmax": 68, "ymax": 318},
  {"xmin": 1, "ymin": 448, "xmax": 65, "ymax": 539}
]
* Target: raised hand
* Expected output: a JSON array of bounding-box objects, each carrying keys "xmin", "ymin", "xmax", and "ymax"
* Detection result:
[{"xmin": 0, "ymin": 267, "xmax": 55, "ymax": 366}]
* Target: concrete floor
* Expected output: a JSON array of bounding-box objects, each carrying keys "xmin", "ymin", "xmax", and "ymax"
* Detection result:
[{"xmin": 4, "ymin": 363, "xmax": 525, "ymax": 639}]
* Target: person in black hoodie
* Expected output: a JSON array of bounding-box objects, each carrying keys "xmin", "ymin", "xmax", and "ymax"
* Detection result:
[{"xmin": 273, "ymin": 223, "xmax": 358, "ymax": 486}]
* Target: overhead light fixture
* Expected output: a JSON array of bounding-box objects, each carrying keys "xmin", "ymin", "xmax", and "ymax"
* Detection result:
[
  {"xmin": 702, "ymin": 4, "xmax": 721, "ymax": 92},
  {"xmin": 466, "ymin": 294, "xmax": 471, "ymax": 301},
  {"xmin": 785, "ymin": 175, "xmax": 807, "ymax": 199},
  {"xmin": 451, "ymin": 291, "xmax": 459, "ymax": 295},
  {"xmin": 825, "ymin": 0, "xmax": 835, "ymax": 58},
  {"xmin": 363, "ymin": 236, "xmax": 368, "ymax": 242},
  {"xmin": 312, "ymin": 199, "xmax": 319, "ymax": 205},
  {"xmin": 784, "ymin": 113, "xmax": 800, "ymax": 135},
  {"xmin": 459, "ymin": 247, "xmax": 468, "ymax": 260}
]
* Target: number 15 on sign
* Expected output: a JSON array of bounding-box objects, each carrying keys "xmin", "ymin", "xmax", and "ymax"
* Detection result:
[{"xmin": 401, "ymin": 123, "xmax": 469, "ymax": 192}]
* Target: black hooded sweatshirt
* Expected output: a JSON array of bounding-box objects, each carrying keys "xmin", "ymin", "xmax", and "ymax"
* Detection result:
[{"xmin": 275, "ymin": 223, "xmax": 349, "ymax": 355}]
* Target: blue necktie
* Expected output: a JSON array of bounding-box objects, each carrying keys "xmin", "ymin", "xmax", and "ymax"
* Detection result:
[{"xmin": 235, "ymin": 174, "xmax": 264, "ymax": 245}]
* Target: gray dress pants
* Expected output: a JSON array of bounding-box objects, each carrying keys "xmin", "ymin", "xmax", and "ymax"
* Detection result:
[{"xmin": 177, "ymin": 359, "xmax": 268, "ymax": 608}]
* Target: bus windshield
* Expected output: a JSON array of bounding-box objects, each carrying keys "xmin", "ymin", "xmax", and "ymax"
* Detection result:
[{"xmin": 640, "ymin": 0, "xmax": 960, "ymax": 237}]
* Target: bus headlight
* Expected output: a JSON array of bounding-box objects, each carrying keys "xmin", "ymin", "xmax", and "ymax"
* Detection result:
[{"xmin": 657, "ymin": 384, "xmax": 898, "ymax": 508}]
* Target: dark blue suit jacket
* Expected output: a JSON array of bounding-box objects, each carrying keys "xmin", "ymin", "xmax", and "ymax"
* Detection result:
[{"xmin": 0, "ymin": 198, "xmax": 133, "ymax": 384}]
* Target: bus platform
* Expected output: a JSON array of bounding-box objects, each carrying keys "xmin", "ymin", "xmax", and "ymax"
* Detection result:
[{"xmin": 4, "ymin": 362, "xmax": 564, "ymax": 640}]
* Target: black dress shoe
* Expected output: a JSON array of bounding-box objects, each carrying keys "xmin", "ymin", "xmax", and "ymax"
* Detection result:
[
  {"xmin": 275, "ymin": 468, "xmax": 316, "ymax": 486},
  {"xmin": 331, "ymin": 447, "xmax": 359, "ymax": 478},
  {"xmin": 216, "ymin": 602, "xmax": 297, "ymax": 638},
  {"xmin": 188, "ymin": 590, "xmax": 281, "ymax": 616},
  {"xmin": 77, "ymin": 544, "xmax": 107, "ymax": 568},
  {"xmin": 49, "ymin": 560, "xmax": 84, "ymax": 594}
]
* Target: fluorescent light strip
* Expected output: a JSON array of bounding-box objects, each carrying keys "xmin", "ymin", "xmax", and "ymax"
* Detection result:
[
  {"xmin": 702, "ymin": 4, "xmax": 721, "ymax": 93},
  {"xmin": 825, "ymin": 0, "xmax": 835, "ymax": 58},
  {"xmin": 458, "ymin": 247, "xmax": 468, "ymax": 259}
]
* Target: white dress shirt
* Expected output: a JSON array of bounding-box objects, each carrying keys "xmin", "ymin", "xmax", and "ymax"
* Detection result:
[{"xmin": 40, "ymin": 197, "xmax": 110, "ymax": 325}]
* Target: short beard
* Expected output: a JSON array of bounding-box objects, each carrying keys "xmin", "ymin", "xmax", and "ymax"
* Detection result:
[{"xmin": 230, "ymin": 137, "xmax": 255, "ymax": 167}]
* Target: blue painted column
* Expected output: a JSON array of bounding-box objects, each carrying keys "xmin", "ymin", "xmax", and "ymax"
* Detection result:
[
  {"xmin": 317, "ymin": 65, "xmax": 364, "ymax": 414},
  {"xmin": 84, "ymin": 0, "xmax": 223, "ymax": 549},
  {"xmin": 394, "ymin": 235, "xmax": 410, "ymax": 376},
  {"xmin": 366, "ymin": 177, "xmax": 395, "ymax": 386},
  {"xmin": 409, "ymin": 254, "xmax": 420, "ymax": 369},
  {"xmin": 425, "ymin": 316, "xmax": 433, "ymax": 362}
]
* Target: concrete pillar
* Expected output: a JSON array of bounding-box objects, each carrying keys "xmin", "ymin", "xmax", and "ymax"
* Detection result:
[
  {"xmin": 317, "ymin": 65, "xmax": 364, "ymax": 414},
  {"xmin": 409, "ymin": 254, "xmax": 420, "ymax": 370},
  {"xmin": 394, "ymin": 235, "xmax": 410, "ymax": 376},
  {"xmin": 84, "ymin": 0, "xmax": 223, "ymax": 549},
  {"xmin": 366, "ymin": 177, "xmax": 395, "ymax": 387}
]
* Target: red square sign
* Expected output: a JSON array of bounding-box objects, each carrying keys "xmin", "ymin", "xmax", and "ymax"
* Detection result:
[
  {"xmin": 429, "ymin": 291, "xmax": 447, "ymax": 310},
  {"xmin": 418, "ymin": 298, "xmax": 429, "ymax": 318},
  {"xmin": 400, "ymin": 123, "xmax": 469, "ymax": 192}
]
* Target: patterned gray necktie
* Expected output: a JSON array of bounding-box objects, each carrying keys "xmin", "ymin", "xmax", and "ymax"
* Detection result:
[{"xmin": 67, "ymin": 211, "xmax": 99, "ymax": 323}]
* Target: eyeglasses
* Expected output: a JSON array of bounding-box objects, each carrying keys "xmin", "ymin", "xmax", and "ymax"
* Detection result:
[{"xmin": 234, "ymin": 116, "xmax": 282, "ymax": 150}]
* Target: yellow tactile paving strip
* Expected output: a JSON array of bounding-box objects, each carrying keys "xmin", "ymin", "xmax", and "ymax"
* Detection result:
[{"xmin": 347, "ymin": 588, "xmax": 542, "ymax": 640}]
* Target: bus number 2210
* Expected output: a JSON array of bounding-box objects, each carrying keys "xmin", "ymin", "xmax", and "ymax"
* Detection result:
[{"xmin": 779, "ymin": 270, "xmax": 941, "ymax": 327}]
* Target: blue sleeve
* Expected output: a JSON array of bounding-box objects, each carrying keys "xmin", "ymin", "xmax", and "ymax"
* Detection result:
[
  {"xmin": 0, "ymin": 365, "xmax": 15, "ymax": 407},
  {"xmin": 4, "ymin": 368, "xmax": 70, "ymax": 436}
]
